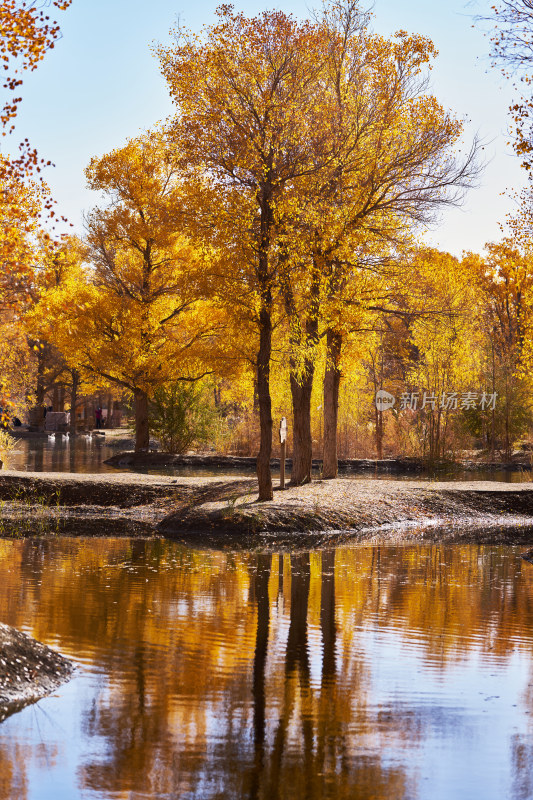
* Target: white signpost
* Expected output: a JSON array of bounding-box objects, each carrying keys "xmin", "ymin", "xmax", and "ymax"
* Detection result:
[{"xmin": 279, "ymin": 417, "xmax": 287, "ymax": 489}]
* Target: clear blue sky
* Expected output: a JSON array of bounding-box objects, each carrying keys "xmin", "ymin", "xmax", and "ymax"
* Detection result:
[{"xmin": 5, "ymin": 0, "xmax": 525, "ymax": 256}]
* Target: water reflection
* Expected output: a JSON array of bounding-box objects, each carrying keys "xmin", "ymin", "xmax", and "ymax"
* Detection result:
[
  {"xmin": 8, "ymin": 438, "xmax": 254, "ymax": 478},
  {"xmin": 7, "ymin": 437, "xmax": 533, "ymax": 481},
  {"xmin": 9, "ymin": 436, "xmax": 119, "ymax": 474},
  {"xmin": 0, "ymin": 540, "xmax": 532, "ymax": 798}
]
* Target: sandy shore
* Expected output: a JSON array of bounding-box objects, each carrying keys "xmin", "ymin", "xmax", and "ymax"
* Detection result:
[
  {"xmin": 157, "ymin": 476, "xmax": 533, "ymax": 547},
  {"xmin": 0, "ymin": 471, "xmax": 533, "ymax": 545}
]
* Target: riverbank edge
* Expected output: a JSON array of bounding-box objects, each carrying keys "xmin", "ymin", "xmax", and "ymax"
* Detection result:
[
  {"xmin": 1, "ymin": 471, "xmax": 533, "ymax": 545},
  {"xmin": 157, "ymin": 478, "xmax": 533, "ymax": 546},
  {"xmin": 0, "ymin": 622, "xmax": 73, "ymax": 721},
  {"xmin": 104, "ymin": 450, "xmax": 533, "ymax": 474}
]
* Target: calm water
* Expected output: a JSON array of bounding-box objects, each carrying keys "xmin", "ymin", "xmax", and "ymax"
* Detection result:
[
  {"xmin": 7, "ymin": 438, "xmax": 254, "ymax": 477},
  {"xmin": 7, "ymin": 437, "xmax": 533, "ymax": 482},
  {"xmin": 8, "ymin": 436, "xmax": 121, "ymax": 474},
  {"xmin": 0, "ymin": 538, "xmax": 533, "ymax": 799}
]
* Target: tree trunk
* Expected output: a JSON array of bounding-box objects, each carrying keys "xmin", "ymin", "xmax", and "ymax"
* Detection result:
[
  {"xmin": 134, "ymin": 389, "xmax": 149, "ymax": 451},
  {"xmin": 35, "ymin": 345, "xmax": 45, "ymax": 407},
  {"xmin": 286, "ymin": 268, "xmax": 320, "ymax": 487},
  {"xmin": 269, "ymin": 552, "xmax": 311, "ymax": 792},
  {"xmin": 504, "ymin": 368, "xmax": 511, "ymax": 461},
  {"xmin": 254, "ymin": 183, "xmax": 274, "ymax": 502},
  {"xmin": 322, "ymin": 329, "xmax": 342, "ymax": 479},
  {"xmin": 286, "ymin": 552, "xmax": 311, "ymax": 674},
  {"xmin": 256, "ymin": 291, "xmax": 273, "ymax": 501},
  {"xmin": 250, "ymin": 552, "xmax": 271, "ymax": 800},
  {"xmin": 289, "ymin": 370, "xmax": 314, "ymax": 485},
  {"xmin": 374, "ymin": 406, "xmax": 383, "ymax": 459},
  {"xmin": 491, "ymin": 342, "xmax": 496, "ymax": 461},
  {"xmin": 69, "ymin": 370, "xmax": 79, "ymax": 435},
  {"xmin": 320, "ymin": 549, "xmax": 336, "ymax": 681},
  {"xmin": 106, "ymin": 393, "xmax": 113, "ymax": 428}
]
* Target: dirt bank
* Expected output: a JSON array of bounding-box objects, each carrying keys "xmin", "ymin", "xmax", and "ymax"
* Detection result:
[
  {"xmin": 0, "ymin": 470, "xmax": 202, "ymax": 506},
  {"xmin": 0, "ymin": 622, "xmax": 73, "ymax": 721},
  {"xmin": 0, "ymin": 471, "xmax": 256, "ymax": 536},
  {"xmin": 104, "ymin": 451, "xmax": 429, "ymax": 472},
  {"xmin": 1, "ymin": 471, "xmax": 533, "ymax": 544},
  {"xmin": 158, "ymin": 477, "xmax": 533, "ymax": 547},
  {"xmin": 104, "ymin": 450, "xmax": 533, "ymax": 474}
]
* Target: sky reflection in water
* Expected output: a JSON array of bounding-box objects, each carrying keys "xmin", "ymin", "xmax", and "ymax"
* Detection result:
[{"xmin": 0, "ymin": 539, "xmax": 532, "ymax": 798}]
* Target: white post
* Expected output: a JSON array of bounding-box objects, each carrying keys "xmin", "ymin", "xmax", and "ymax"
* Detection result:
[{"xmin": 279, "ymin": 417, "xmax": 287, "ymax": 489}]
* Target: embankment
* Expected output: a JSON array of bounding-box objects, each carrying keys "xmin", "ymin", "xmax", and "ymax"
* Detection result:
[{"xmin": 0, "ymin": 471, "xmax": 533, "ymax": 545}]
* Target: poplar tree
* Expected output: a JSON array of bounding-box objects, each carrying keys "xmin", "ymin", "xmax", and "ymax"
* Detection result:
[{"xmin": 159, "ymin": 6, "xmax": 333, "ymax": 499}]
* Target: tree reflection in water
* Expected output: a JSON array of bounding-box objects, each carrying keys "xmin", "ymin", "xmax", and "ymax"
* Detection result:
[
  {"xmin": 0, "ymin": 540, "xmax": 532, "ymax": 798},
  {"xmin": 247, "ymin": 551, "xmax": 410, "ymax": 800}
]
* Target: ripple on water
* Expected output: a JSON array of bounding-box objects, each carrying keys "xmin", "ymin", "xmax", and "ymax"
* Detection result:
[{"xmin": 0, "ymin": 539, "xmax": 531, "ymax": 799}]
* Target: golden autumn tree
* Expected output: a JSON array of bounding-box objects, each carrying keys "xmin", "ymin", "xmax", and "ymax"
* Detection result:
[
  {"xmin": 37, "ymin": 133, "xmax": 225, "ymax": 450},
  {"xmin": 278, "ymin": 2, "xmax": 479, "ymax": 481},
  {"xmin": 0, "ymin": 0, "xmax": 71, "ymax": 285},
  {"xmin": 1, "ymin": 0, "xmax": 71, "ymax": 134},
  {"xmin": 0, "ymin": 163, "xmax": 62, "ymax": 420},
  {"xmin": 159, "ymin": 2, "xmax": 480, "ymax": 494},
  {"xmin": 396, "ymin": 249, "xmax": 482, "ymax": 461},
  {"xmin": 158, "ymin": 6, "xmax": 339, "ymax": 499},
  {"xmin": 465, "ymin": 236, "xmax": 533, "ymax": 458},
  {"xmin": 0, "ymin": 176, "xmax": 63, "ymax": 424},
  {"xmin": 0, "ymin": 1, "xmax": 72, "ymax": 415},
  {"xmin": 23, "ymin": 236, "xmax": 92, "ymax": 432}
]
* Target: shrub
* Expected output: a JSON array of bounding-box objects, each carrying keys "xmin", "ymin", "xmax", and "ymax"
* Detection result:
[
  {"xmin": 149, "ymin": 381, "xmax": 220, "ymax": 454},
  {"xmin": 0, "ymin": 429, "xmax": 18, "ymax": 468}
]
